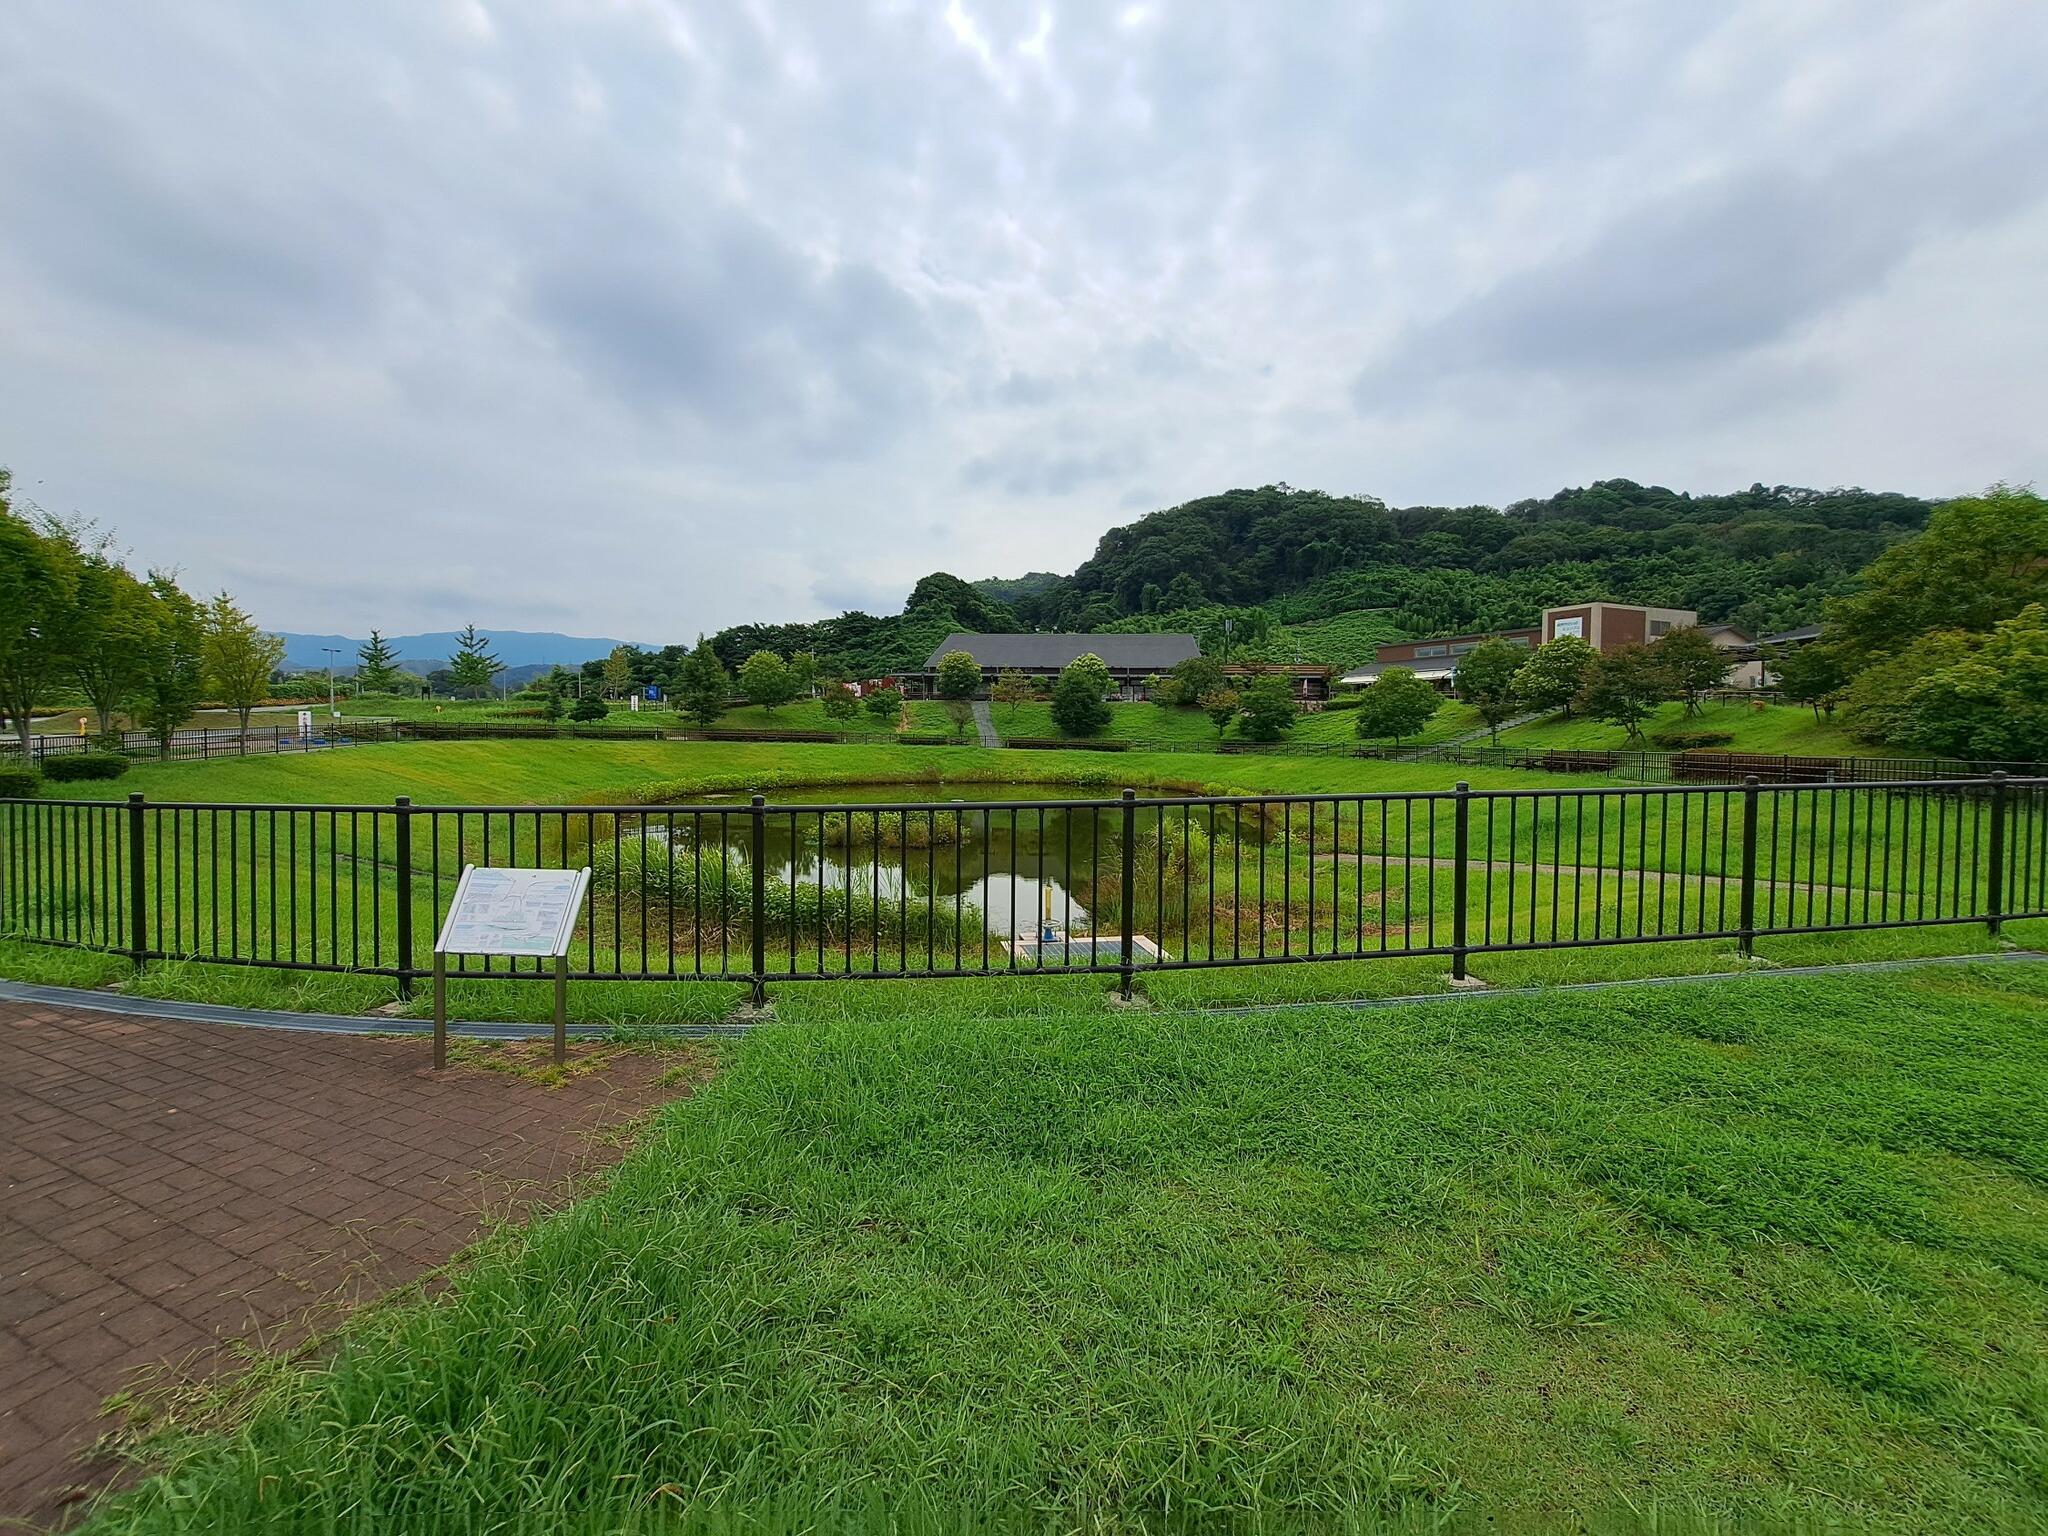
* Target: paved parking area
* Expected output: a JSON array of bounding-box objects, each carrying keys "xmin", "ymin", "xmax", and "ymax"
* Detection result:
[{"xmin": 0, "ymin": 1000, "xmax": 688, "ymax": 1530}]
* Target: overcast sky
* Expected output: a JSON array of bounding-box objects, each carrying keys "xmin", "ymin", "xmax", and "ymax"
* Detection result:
[{"xmin": 3, "ymin": 2, "xmax": 2044, "ymax": 640}]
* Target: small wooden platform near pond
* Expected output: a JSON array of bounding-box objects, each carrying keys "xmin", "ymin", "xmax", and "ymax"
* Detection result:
[{"xmin": 1008, "ymin": 934, "xmax": 1167, "ymax": 966}]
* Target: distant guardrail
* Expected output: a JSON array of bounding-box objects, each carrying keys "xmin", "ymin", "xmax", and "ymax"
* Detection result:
[
  {"xmin": 8, "ymin": 717, "xmax": 2036, "ymax": 788},
  {"xmin": 1, "ymin": 721, "xmax": 401, "ymax": 765}
]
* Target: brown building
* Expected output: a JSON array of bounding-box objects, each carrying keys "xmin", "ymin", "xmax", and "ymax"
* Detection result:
[
  {"xmin": 1537, "ymin": 601, "xmax": 1698, "ymax": 650},
  {"xmin": 1342, "ymin": 603, "xmax": 1713, "ymax": 691},
  {"xmin": 1221, "ymin": 662, "xmax": 1333, "ymax": 703}
]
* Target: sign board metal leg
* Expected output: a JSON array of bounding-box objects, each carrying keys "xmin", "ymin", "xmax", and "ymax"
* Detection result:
[
  {"xmin": 433, "ymin": 951, "xmax": 447, "ymax": 1071},
  {"xmin": 553, "ymin": 952, "xmax": 567, "ymax": 1066}
]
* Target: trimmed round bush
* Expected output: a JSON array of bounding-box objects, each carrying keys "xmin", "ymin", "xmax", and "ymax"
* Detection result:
[
  {"xmin": 40, "ymin": 752, "xmax": 131, "ymax": 783},
  {"xmin": 0, "ymin": 767, "xmax": 41, "ymax": 798}
]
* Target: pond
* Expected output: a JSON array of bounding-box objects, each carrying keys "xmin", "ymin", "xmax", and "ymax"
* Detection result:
[{"xmin": 605, "ymin": 781, "xmax": 1236, "ymax": 941}]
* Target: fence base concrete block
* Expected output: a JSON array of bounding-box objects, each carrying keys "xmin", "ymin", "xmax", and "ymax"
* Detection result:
[{"xmin": 1445, "ymin": 974, "xmax": 1491, "ymax": 991}]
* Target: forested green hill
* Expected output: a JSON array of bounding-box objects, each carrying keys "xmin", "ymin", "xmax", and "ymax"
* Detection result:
[{"xmin": 707, "ymin": 479, "xmax": 1934, "ymax": 676}]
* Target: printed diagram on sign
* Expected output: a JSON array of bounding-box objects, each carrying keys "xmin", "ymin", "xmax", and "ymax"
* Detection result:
[{"xmin": 435, "ymin": 867, "xmax": 589, "ymax": 957}]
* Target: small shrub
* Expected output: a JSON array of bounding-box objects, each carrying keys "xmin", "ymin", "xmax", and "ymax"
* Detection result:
[
  {"xmin": 0, "ymin": 768, "xmax": 41, "ymax": 798},
  {"xmin": 569, "ymin": 696, "xmax": 608, "ymax": 723},
  {"xmin": 1649, "ymin": 728, "xmax": 1736, "ymax": 751},
  {"xmin": 41, "ymin": 753, "xmax": 131, "ymax": 783}
]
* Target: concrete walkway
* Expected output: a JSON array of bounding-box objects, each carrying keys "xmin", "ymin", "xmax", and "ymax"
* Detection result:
[
  {"xmin": 970, "ymin": 699, "xmax": 1000, "ymax": 749},
  {"xmin": 0, "ymin": 1000, "xmax": 691, "ymax": 1528}
]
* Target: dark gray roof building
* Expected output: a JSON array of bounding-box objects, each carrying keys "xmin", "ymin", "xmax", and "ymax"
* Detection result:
[
  {"xmin": 1758, "ymin": 623, "xmax": 1822, "ymax": 647},
  {"xmin": 921, "ymin": 633, "xmax": 1201, "ymax": 674}
]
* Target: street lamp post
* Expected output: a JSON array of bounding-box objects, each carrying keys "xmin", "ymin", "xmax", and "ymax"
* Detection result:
[
  {"xmin": 321, "ymin": 647, "xmax": 342, "ymax": 716},
  {"xmin": 1221, "ymin": 617, "xmax": 1235, "ymax": 667}
]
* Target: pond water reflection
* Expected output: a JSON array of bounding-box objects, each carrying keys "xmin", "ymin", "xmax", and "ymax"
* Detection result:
[{"xmin": 679, "ymin": 785, "xmax": 1134, "ymax": 938}]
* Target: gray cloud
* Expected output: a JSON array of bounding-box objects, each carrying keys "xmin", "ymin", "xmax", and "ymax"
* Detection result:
[
  {"xmin": 963, "ymin": 436, "xmax": 1145, "ymax": 498},
  {"xmin": 0, "ymin": 0, "xmax": 2041, "ymax": 638},
  {"xmin": 0, "ymin": 87, "xmax": 374, "ymax": 338}
]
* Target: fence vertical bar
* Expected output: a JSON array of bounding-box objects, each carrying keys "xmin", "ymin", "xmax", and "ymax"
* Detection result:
[
  {"xmin": 394, "ymin": 797, "xmax": 415, "ymax": 996},
  {"xmin": 1737, "ymin": 776, "xmax": 1760, "ymax": 957},
  {"xmin": 749, "ymin": 793, "xmax": 768, "ymax": 1009},
  {"xmin": 1119, "ymin": 788, "xmax": 1136, "ymax": 999},
  {"xmin": 127, "ymin": 792, "xmax": 147, "ymax": 966},
  {"xmin": 1986, "ymin": 771, "xmax": 2008, "ymax": 937},
  {"xmin": 1451, "ymin": 781, "xmax": 1470, "ymax": 979}
]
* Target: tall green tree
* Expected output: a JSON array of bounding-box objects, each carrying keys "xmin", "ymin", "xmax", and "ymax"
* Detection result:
[
  {"xmin": 448, "ymin": 625, "xmax": 503, "ymax": 698},
  {"xmin": 737, "ymin": 650, "xmax": 795, "ymax": 712},
  {"xmin": 1049, "ymin": 654, "xmax": 1112, "ymax": 737},
  {"xmin": 1199, "ymin": 687, "xmax": 1242, "ymax": 738},
  {"xmin": 1770, "ymin": 643, "xmax": 1847, "ymax": 720},
  {"xmin": 1825, "ymin": 483, "xmax": 2047, "ymax": 665},
  {"xmin": 1578, "ymin": 645, "xmax": 1669, "ymax": 743},
  {"xmin": 0, "ymin": 481, "xmax": 83, "ymax": 752},
  {"xmin": 788, "ymin": 651, "xmax": 820, "ymax": 700},
  {"xmin": 1453, "ymin": 639, "xmax": 1526, "ymax": 742},
  {"xmin": 1650, "ymin": 626, "xmax": 1732, "ymax": 716},
  {"xmin": 355, "ymin": 630, "xmax": 404, "ymax": 693},
  {"xmin": 673, "ymin": 640, "xmax": 731, "ymax": 727},
  {"xmin": 990, "ymin": 669, "xmax": 1034, "ymax": 721},
  {"xmin": 132, "ymin": 574, "xmax": 208, "ymax": 756},
  {"xmin": 1880, "ymin": 603, "xmax": 2048, "ymax": 761},
  {"xmin": 71, "ymin": 550, "xmax": 152, "ymax": 736},
  {"xmin": 1159, "ymin": 655, "xmax": 1225, "ymax": 709},
  {"xmin": 602, "ymin": 645, "xmax": 634, "ymax": 700},
  {"xmin": 1511, "ymin": 635, "xmax": 1596, "ymax": 717},
  {"xmin": 935, "ymin": 649, "xmax": 981, "ymax": 740},
  {"xmin": 203, "ymin": 592, "xmax": 287, "ymax": 738},
  {"xmin": 863, "ymin": 686, "xmax": 904, "ymax": 728},
  {"xmin": 821, "ymin": 681, "xmax": 860, "ymax": 723},
  {"xmin": 1237, "ymin": 675, "xmax": 1298, "ymax": 741},
  {"xmin": 1354, "ymin": 669, "xmax": 1440, "ymax": 746}
]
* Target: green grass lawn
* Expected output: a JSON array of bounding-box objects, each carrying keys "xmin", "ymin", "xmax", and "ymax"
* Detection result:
[
  {"xmin": 1499, "ymin": 698, "xmax": 1879, "ymax": 757},
  {"xmin": 986, "ymin": 698, "xmax": 1484, "ymax": 751},
  {"xmin": 30, "ymin": 737, "xmax": 1613, "ymax": 807},
  {"xmin": 79, "ymin": 962, "xmax": 2048, "ymax": 1534}
]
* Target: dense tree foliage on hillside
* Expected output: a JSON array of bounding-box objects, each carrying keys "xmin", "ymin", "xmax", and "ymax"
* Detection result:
[
  {"xmin": 701, "ymin": 479, "xmax": 1935, "ymax": 681},
  {"xmin": 1014, "ymin": 481, "xmax": 1929, "ymax": 642}
]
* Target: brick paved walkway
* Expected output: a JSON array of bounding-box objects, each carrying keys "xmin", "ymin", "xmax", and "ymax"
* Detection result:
[{"xmin": 0, "ymin": 1000, "xmax": 690, "ymax": 1530}]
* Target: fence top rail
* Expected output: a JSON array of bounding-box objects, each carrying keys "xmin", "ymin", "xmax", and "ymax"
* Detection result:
[{"xmin": 6, "ymin": 775, "xmax": 2045, "ymax": 818}]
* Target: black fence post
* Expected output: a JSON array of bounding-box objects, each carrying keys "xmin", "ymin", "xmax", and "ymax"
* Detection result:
[
  {"xmin": 1986, "ymin": 770, "xmax": 2008, "ymax": 938},
  {"xmin": 1451, "ymin": 781, "xmax": 1470, "ymax": 979},
  {"xmin": 127, "ymin": 791, "xmax": 147, "ymax": 968},
  {"xmin": 749, "ymin": 793, "xmax": 768, "ymax": 1010},
  {"xmin": 1119, "ymin": 788, "xmax": 1136, "ymax": 1000},
  {"xmin": 394, "ymin": 796, "xmax": 415, "ymax": 997},
  {"xmin": 1737, "ymin": 775, "xmax": 1760, "ymax": 957}
]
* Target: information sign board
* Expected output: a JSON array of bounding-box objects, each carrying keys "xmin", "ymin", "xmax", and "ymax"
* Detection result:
[{"xmin": 435, "ymin": 865, "xmax": 590, "ymax": 958}]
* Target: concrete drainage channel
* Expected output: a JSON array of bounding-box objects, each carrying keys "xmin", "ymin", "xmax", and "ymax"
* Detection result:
[{"xmin": 2, "ymin": 949, "xmax": 2042, "ymax": 1040}]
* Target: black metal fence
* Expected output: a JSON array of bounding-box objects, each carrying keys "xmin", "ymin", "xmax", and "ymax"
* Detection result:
[
  {"xmin": 2, "ymin": 722, "xmax": 396, "ymax": 765},
  {"xmin": 5, "ymin": 777, "xmax": 2044, "ymax": 1005}
]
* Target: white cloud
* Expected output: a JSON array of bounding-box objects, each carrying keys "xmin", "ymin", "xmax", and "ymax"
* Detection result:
[{"xmin": 0, "ymin": 0, "xmax": 2042, "ymax": 639}]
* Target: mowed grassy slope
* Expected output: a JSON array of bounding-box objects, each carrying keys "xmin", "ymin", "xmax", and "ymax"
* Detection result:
[
  {"xmin": 87, "ymin": 963, "xmax": 2048, "ymax": 1534},
  {"xmin": 1498, "ymin": 698, "xmax": 1879, "ymax": 757},
  {"xmin": 33, "ymin": 738, "xmax": 1609, "ymax": 806}
]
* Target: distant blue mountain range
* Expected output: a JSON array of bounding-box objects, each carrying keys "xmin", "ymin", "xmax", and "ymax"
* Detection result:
[{"xmin": 276, "ymin": 630, "xmax": 640, "ymax": 676}]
